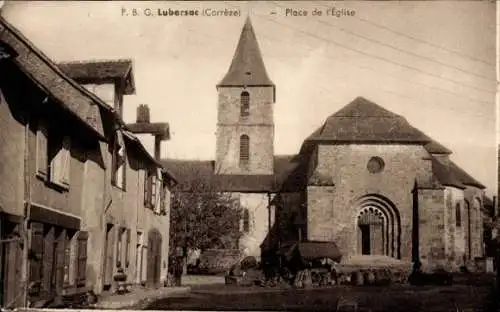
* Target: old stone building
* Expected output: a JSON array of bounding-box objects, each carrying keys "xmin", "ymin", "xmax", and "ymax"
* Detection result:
[
  {"xmin": 58, "ymin": 60, "xmax": 173, "ymax": 293},
  {"xmin": 0, "ymin": 16, "xmax": 175, "ymax": 308},
  {"xmin": 163, "ymin": 17, "xmax": 489, "ymax": 272}
]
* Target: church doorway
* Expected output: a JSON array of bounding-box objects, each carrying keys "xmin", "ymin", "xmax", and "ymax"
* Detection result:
[
  {"xmin": 357, "ymin": 207, "xmax": 385, "ymax": 255},
  {"xmin": 359, "ymin": 224, "xmax": 370, "ymax": 255},
  {"xmin": 354, "ymin": 194, "xmax": 401, "ymax": 258}
]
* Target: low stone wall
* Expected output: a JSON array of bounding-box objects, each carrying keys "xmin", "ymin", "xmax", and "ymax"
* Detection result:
[{"xmin": 198, "ymin": 249, "xmax": 242, "ymax": 274}]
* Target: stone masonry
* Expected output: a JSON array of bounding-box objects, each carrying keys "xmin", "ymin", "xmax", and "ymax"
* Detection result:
[
  {"xmin": 215, "ymin": 86, "xmax": 275, "ymax": 175},
  {"xmin": 307, "ymin": 144, "xmax": 433, "ymax": 261}
]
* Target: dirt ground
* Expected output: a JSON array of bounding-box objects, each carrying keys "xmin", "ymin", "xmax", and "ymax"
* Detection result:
[{"xmin": 147, "ymin": 283, "xmax": 499, "ymax": 311}]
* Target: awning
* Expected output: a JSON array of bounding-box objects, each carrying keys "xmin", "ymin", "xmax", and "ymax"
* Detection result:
[{"xmin": 280, "ymin": 241, "xmax": 342, "ymax": 263}]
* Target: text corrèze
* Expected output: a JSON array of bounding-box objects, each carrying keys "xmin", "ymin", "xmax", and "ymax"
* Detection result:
[{"xmin": 121, "ymin": 7, "xmax": 241, "ymax": 17}]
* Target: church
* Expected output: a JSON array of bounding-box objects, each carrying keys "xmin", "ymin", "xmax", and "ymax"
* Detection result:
[{"xmin": 163, "ymin": 17, "xmax": 487, "ymax": 272}]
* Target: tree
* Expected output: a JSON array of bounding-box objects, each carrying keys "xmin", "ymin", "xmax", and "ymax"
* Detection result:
[{"xmin": 169, "ymin": 175, "xmax": 243, "ymax": 258}]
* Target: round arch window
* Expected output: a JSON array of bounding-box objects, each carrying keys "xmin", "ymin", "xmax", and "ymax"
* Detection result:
[{"xmin": 367, "ymin": 157, "xmax": 385, "ymax": 173}]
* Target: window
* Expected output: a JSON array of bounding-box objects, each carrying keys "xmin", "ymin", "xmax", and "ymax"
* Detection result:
[
  {"xmin": 243, "ymin": 209, "xmax": 250, "ymax": 233},
  {"xmin": 456, "ymin": 203, "xmax": 462, "ymax": 227},
  {"xmin": 144, "ymin": 170, "xmax": 157, "ymax": 209},
  {"xmin": 37, "ymin": 120, "xmax": 71, "ymax": 188},
  {"xmin": 125, "ymin": 229, "xmax": 131, "ymax": 268},
  {"xmin": 367, "ymin": 157, "xmax": 385, "ymax": 174},
  {"xmin": 465, "ymin": 200, "xmax": 472, "ymax": 260},
  {"xmin": 151, "ymin": 175, "xmax": 157, "ymax": 208},
  {"xmin": 240, "ymin": 91, "xmax": 250, "ymax": 117},
  {"xmin": 76, "ymin": 231, "xmax": 88, "ymax": 287},
  {"xmin": 48, "ymin": 135, "xmax": 71, "ymax": 187},
  {"xmin": 63, "ymin": 232, "xmax": 73, "ymax": 285},
  {"xmin": 159, "ymin": 182, "xmax": 167, "ymax": 216},
  {"xmin": 239, "ymin": 135, "xmax": 250, "ymax": 167},
  {"xmin": 111, "ymin": 131, "xmax": 126, "ymax": 190},
  {"xmin": 36, "ymin": 120, "xmax": 49, "ymax": 177}
]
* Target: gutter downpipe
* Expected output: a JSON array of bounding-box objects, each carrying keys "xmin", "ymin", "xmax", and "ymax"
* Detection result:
[
  {"xmin": 22, "ymin": 109, "xmax": 32, "ymax": 308},
  {"xmin": 101, "ymin": 125, "xmax": 114, "ymax": 294}
]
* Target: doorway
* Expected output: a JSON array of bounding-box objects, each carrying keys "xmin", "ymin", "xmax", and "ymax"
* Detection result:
[
  {"xmin": 359, "ymin": 224, "xmax": 371, "ymax": 255},
  {"xmin": 103, "ymin": 224, "xmax": 114, "ymax": 290}
]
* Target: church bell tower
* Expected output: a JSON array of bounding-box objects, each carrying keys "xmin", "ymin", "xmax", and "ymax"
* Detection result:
[{"xmin": 215, "ymin": 17, "xmax": 276, "ymax": 175}]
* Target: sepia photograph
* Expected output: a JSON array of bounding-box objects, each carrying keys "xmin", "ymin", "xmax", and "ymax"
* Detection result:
[{"xmin": 0, "ymin": 1, "xmax": 497, "ymax": 311}]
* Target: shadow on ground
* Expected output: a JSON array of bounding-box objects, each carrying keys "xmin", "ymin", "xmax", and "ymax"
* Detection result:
[{"xmin": 146, "ymin": 284, "xmax": 500, "ymax": 311}]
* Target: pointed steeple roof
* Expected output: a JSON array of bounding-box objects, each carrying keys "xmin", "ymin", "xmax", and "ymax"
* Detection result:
[
  {"xmin": 217, "ymin": 17, "xmax": 274, "ymax": 87},
  {"xmin": 307, "ymin": 97, "xmax": 432, "ymax": 144}
]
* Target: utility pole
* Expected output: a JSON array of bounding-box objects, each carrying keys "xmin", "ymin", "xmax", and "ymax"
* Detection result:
[{"xmin": 494, "ymin": 210, "xmax": 500, "ymax": 312}]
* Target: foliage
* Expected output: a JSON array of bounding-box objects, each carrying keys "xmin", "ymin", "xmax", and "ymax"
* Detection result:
[{"xmin": 169, "ymin": 175, "xmax": 243, "ymax": 256}]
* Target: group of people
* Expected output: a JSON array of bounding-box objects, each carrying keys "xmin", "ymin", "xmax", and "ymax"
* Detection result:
[{"xmin": 260, "ymin": 256, "xmax": 338, "ymax": 288}]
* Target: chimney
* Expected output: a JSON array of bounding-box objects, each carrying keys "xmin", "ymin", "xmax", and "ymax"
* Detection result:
[
  {"xmin": 154, "ymin": 135, "xmax": 161, "ymax": 161},
  {"xmin": 137, "ymin": 104, "xmax": 150, "ymax": 123}
]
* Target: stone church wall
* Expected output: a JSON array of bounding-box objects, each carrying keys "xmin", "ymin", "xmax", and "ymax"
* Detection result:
[
  {"xmin": 416, "ymin": 185, "xmax": 485, "ymax": 272},
  {"xmin": 416, "ymin": 188, "xmax": 446, "ymax": 271},
  {"xmin": 307, "ymin": 143, "xmax": 433, "ymax": 261},
  {"xmin": 463, "ymin": 187, "xmax": 485, "ymax": 261}
]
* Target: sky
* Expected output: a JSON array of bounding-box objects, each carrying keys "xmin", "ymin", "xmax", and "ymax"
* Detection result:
[{"xmin": 2, "ymin": 1, "xmax": 498, "ymax": 195}]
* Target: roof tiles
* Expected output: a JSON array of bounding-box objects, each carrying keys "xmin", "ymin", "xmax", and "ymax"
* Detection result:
[{"xmin": 217, "ymin": 17, "xmax": 274, "ymax": 87}]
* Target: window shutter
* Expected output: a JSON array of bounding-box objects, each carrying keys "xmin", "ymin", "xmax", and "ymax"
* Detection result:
[
  {"xmin": 111, "ymin": 139, "xmax": 117, "ymax": 185},
  {"xmin": 144, "ymin": 172, "xmax": 152, "ymax": 207},
  {"xmin": 160, "ymin": 182, "xmax": 166, "ymax": 215},
  {"xmin": 55, "ymin": 230, "xmax": 66, "ymax": 291},
  {"xmin": 116, "ymin": 162, "xmax": 124, "ymax": 189},
  {"xmin": 114, "ymin": 131, "xmax": 126, "ymax": 189},
  {"xmin": 49, "ymin": 134, "xmax": 69, "ymax": 186},
  {"xmin": 42, "ymin": 227, "xmax": 55, "ymax": 293},
  {"xmin": 60, "ymin": 136, "xmax": 71, "ymax": 185},
  {"xmin": 36, "ymin": 121, "xmax": 49, "ymax": 176},
  {"xmin": 76, "ymin": 231, "xmax": 88, "ymax": 287},
  {"xmin": 116, "ymin": 229, "xmax": 122, "ymax": 267},
  {"xmin": 151, "ymin": 175, "xmax": 157, "ymax": 210},
  {"xmin": 30, "ymin": 222, "xmax": 44, "ymax": 293}
]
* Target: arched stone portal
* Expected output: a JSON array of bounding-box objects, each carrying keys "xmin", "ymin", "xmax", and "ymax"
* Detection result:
[{"xmin": 354, "ymin": 194, "xmax": 401, "ymax": 259}]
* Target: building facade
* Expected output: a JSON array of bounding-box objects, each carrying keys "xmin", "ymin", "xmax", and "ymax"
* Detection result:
[
  {"xmin": 163, "ymin": 17, "xmax": 489, "ymax": 272},
  {"xmin": 0, "ymin": 16, "xmax": 174, "ymax": 308}
]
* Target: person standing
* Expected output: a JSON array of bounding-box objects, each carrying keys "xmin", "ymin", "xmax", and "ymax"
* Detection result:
[{"xmin": 174, "ymin": 256, "xmax": 183, "ymax": 286}]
